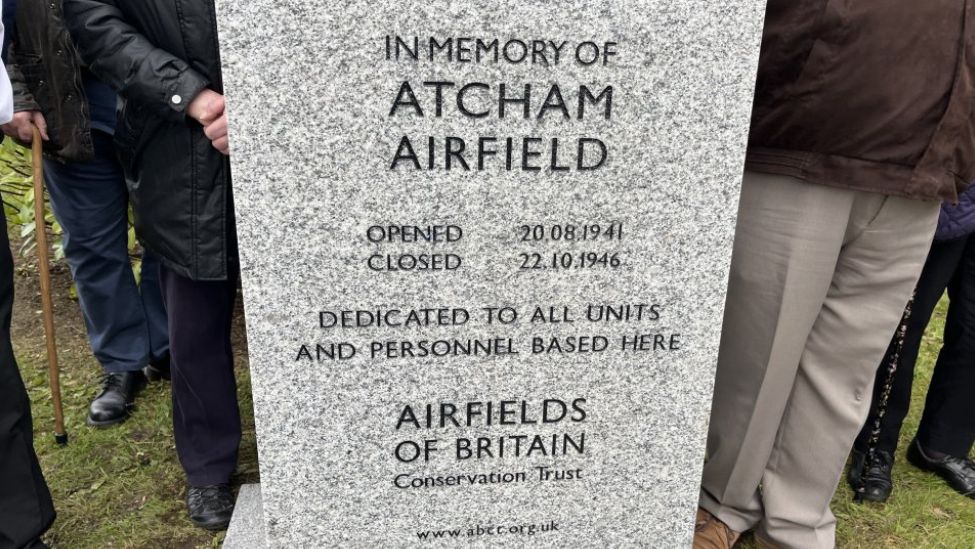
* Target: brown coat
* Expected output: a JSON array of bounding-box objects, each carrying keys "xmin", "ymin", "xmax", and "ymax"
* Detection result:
[{"xmin": 747, "ymin": 1, "xmax": 975, "ymax": 203}]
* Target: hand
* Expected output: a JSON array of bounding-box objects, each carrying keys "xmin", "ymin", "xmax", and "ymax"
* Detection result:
[
  {"xmin": 186, "ymin": 89, "xmax": 225, "ymax": 126},
  {"xmin": 187, "ymin": 89, "xmax": 230, "ymax": 155},
  {"xmin": 1, "ymin": 111, "xmax": 49, "ymax": 143},
  {"xmin": 203, "ymin": 111, "xmax": 230, "ymax": 156}
]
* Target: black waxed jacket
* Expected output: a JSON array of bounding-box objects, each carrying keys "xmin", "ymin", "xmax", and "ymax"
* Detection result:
[
  {"xmin": 5, "ymin": 0, "xmax": 93, "ymax": 162},
  {"xmin": 63, "ymin": 0, "xmax": 233, "ymax": 280}
]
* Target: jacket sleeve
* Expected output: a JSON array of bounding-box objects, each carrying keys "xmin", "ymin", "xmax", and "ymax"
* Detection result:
[
  {"xmin": 2, "ymin": 0, "xmax": 14, "ymax": 63},
  {"xmin": 62, "ymin": 0, "xmax": 209, "ymax": 123},
  {"xmin": 6, "ymin": 44, "xmax": 39, "ymax": 112},
  {"xmin": 3, "ymin": 0, "xmax": 38, "ymax": 113}
]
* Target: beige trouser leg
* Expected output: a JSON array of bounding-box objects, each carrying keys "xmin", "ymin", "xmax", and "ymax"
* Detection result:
[{"xmin": 699, "ymin": 171, "xmax": 939, "ymax": 548}]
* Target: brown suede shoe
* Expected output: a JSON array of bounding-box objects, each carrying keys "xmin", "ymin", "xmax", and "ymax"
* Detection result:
[{"xmin": 694, "ymin": 508, "xmax": 741, "ymax": 549}]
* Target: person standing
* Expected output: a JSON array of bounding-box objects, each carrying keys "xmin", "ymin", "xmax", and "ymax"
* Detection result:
[
  {"xmin": 849, "ymin": 184, "xmax": 975, "ymax": 502},
  {"xmin": 1, "ymin": 0, "xmax": 170, "ymax": 428},
  {"xmin": 694, "ymin": 3, "xmax": 974, "ymax": 548},
  {"xmin": 0, "ymin": 1, "xmax": 56, "ymax": 546},
  {"xmin": 63, "ymin": 0, "xmax": 239, "ymax": 531}
]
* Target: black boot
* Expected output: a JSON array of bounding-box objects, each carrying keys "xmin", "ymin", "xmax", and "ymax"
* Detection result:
[
  {"xmin": 87, "ymin": 371, "xmax": 146, "ymax": 427},
  {"xmin": 186, "ymin": 484, "xmax": 235, "ymax": 531},
  {"xmin": 907, "ymin": 438, "xmax": 975, "ymax": 499},
  {"xmin": 144, "ymin": 353, "xmax": 171, "ymax": 381},
  {"xmin": 848, "ymin": 448, "xmax": 894, "ymax": 502}
]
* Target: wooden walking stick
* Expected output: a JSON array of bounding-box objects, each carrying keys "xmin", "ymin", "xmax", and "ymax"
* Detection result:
[{"xmin": 31, "ymin": 125, "xmax": 67, "ymax": 446}]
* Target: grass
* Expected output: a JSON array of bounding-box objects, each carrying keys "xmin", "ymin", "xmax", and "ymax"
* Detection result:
[
  {"xmin": 829, "ymin": 300, "xmax": 975, "ymax": 548},
  {"xmin": 12, "ymin": 260, "xmax": 258, "ymax": 549}
]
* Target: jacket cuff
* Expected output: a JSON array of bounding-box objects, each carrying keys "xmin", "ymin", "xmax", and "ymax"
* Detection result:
[
  {"xmin": 166, "ymin": 67, "xmax": 209, "ymax": 123},
  {"xmin": 13, "ymin": 94, "xmax": 39, "ymax": 113},
  {"xmin": 7, "ymin": 65, "xmax": 40, "ymax": 112}
]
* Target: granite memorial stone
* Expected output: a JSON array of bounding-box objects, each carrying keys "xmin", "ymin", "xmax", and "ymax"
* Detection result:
[{"xmin": 215, "ymin": 1, "xmax": 767, "ymax": 546}]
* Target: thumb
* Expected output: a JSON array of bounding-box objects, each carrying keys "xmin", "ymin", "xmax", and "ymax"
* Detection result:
[{"xmin": 32, "ymin": 111, "xmax": 50, "ymax": 141}]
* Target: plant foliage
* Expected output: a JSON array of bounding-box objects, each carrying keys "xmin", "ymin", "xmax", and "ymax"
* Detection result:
[
  {"xmin": 0, "ymin": 138, "xmax": 141, "ymax": 281},
  {"xmin": 0, "ymin": 138, "xmax": 64, "ymax": 259}
]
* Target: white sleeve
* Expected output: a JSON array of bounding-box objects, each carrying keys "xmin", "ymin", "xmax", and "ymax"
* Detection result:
[{"xmin": 0, "ymin": 4, "xmax": 13, "ymax": 125}]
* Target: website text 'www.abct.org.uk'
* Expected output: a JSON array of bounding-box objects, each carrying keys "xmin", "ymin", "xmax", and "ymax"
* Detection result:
[{"xmin": 417, "ymin": 520, "xmax": 560, "ymax": 540}]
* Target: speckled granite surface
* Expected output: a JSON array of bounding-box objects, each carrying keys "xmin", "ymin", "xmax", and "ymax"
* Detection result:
[
  {"xmin": 215, "ymin": 1, "xmax": 767, "ymax": 546},
  {"xmin": 223, "ymin": 484, "xmax": 266, "ymax": 548}
]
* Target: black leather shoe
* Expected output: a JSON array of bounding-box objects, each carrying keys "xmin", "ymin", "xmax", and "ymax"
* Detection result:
[
  {"xmin": 144, "ymin": 353, "xmax": 171, "ymax": 381},
  {"xmin": 86, "ymin": 371, "xmax": 146, "ymax": 427},
  {"xmin": 907, "ymin": 438, "xmax": 975, "ymax": 499},
  {"xmin": 187, "ymin": 484, "xmax": 235, "ymax": 531},
  {"xmin": 848, "ymin": 448, "xmax": 894, "ymax": 502}
]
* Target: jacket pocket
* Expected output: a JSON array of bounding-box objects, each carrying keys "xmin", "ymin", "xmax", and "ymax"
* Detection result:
[
  {"xmin": 17, "ymin": 54, "xmax": 49, "ymax": 106},
  {"xmin": 113, "ymin": 100, "xmax": 150, "ymax": 178}
]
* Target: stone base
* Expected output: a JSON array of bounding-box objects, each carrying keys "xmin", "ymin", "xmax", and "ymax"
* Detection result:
[{"xmin": 223, "ymin": 484, "xmax": 267, "ymax": 548}]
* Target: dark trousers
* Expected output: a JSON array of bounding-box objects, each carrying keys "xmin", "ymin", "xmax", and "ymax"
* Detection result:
[
  {"xmin": 0, "ymin": 215, "xmax": 55, "ymax": 547},
  {"xmin": 855, "ymin": 233, "xmax": 975, "ymax": 457},
  {"xmin": 44, "ymin": 130, "xmax": 168, "ymax": 373},
  {"xmin": 159, "ymin": 265, "xmax": 240, "ymax": 486}
]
